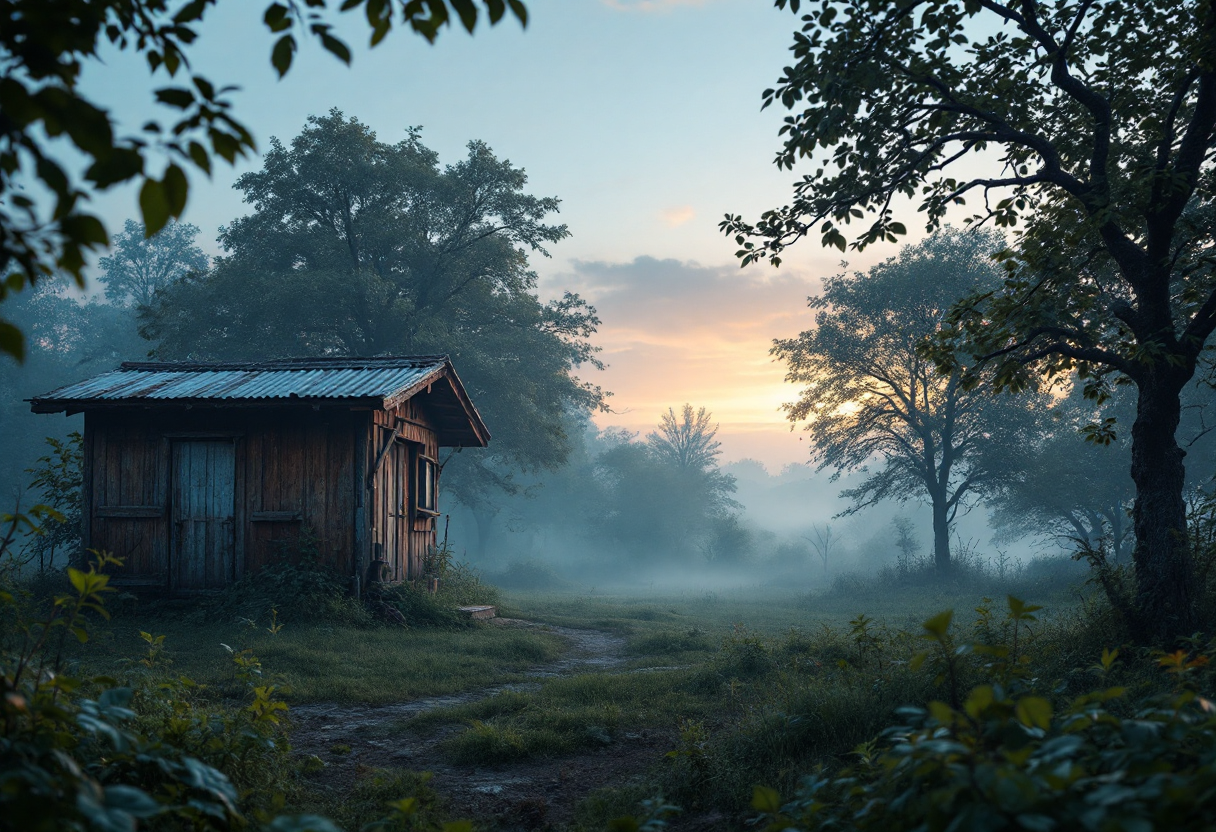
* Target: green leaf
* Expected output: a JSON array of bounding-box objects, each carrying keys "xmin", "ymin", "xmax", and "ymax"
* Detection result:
[
  {"xmin": 102, "ymin": 785, "xmax": 162, "ymax": 818},
  {"xmin": 68, "ymin": 567, "xmax": 88, "ymax": 594},
  {"xmin": 319, "ymin": 33, "xmax": 352, "ymax": 64},
  {"xmin": 0, "ymin": 319, "xmax": 25, "ymax": 361},
  {"xmin": 607, "ymin": 818, "xmax": 639, "ymax": 832},
  {"xmin": 752, "ymin": 785, "xmax": 781, "ymax": 813},
  {"xmin": 505, "ymin": 0, "xmax": 525, "ymax": 26},
  {"xmin": 163, "ymin": 163, "xmax": 189, "ymax": 217},
  {"xmin": 265, "ymin": 815, "xmax": 342, "ymax": 832},
  {"xmin": 451, "ymin": 0, "xmax": 479, "ymax": 32},
  {"xmin": 271, "ymin": 35, "xmax": 296, "ymax": 77},
  {"xmin": 922, "ymin": 609, "xmax": 953, "ymax": 639},
  {"xmin": 264, "ymin": 2, "xmax": 291, "ymax": 32},
  {"xmin": 1015, "ymin": 696, "xmax": 1052, "ymax": 730},
  {"xmin": 139, "ymin": 179, "xmax": 170, "ymax": 235},
  {"xmin": 154, "ymin": 87, "xmax": 196, "ymax": 109}
]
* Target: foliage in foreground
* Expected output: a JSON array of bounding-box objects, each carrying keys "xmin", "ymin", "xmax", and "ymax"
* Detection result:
[
  {"xmin": 0, "ymin": 540, "xmax": 458, "ymax": 832},
  {"xmin": 0, "ymin": 552, "xmax": 293, "ymax": 831},
  {"xmin": 752, "ymin": 610, "xmax": 1216, "ymax": 832}
]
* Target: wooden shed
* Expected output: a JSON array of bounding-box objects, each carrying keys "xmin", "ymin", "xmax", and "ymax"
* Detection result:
[{"xmin": 29, "ymin": 356, "xmax": 490, "ymax": 594}]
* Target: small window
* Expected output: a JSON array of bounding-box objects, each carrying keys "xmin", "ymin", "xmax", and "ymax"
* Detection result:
[{"xmin": 415, "ymin": 455, "xmax": 438, "ymax": 515}]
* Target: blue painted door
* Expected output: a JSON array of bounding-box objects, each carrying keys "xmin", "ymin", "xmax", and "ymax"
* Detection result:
[{"xmin": 171, "ymin": 441, "xmax": 236, "ymax": 590}]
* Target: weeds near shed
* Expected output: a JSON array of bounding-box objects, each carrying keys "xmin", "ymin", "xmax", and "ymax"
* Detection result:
[{"xmin": 216, "ymin": 527, "xmax": 371, "ymax": 627}]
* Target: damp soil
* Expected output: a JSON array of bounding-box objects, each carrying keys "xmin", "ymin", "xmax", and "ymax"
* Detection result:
[{"xmin": 289, "ymin": 620, "xmax": 672, "ymax": 828}]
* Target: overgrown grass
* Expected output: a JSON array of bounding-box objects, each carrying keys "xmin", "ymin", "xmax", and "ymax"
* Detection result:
[
  {"xmin": 79, "ymin": 614, "xmax": 565, "ymax": 703},
  {"xmin": 68, "ymin": 570, "xmax": 1115, "ymax": 830},
  {"xmin": 406, "ymin": 668, "xmax": 716, "ymax": 765},
  {"xmin": 296, "ymin": 768, "xmax": 450, "ymax": 831}
]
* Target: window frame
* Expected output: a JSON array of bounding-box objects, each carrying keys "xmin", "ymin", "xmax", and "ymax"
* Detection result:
[{"xmin": 414, "ymin": 454, "xmax": 439, "ymax": 517}]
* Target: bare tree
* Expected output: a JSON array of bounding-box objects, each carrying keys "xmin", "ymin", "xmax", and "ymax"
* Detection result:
[{"xmin": 804, "ymin": 524, "xmax": 836, "ymax": 579}]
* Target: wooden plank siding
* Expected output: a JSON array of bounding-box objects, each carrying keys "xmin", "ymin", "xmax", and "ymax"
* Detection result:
[
  {"xmin": 80, "ymin": 396, "xmax": 450, "ymax": 594},
  {"xmin": 369, "ymin": 400, "xmax": 439, "ymax": 582},
  {"xmin": 86, "ymin": 412, "xmax": 170, "ymax": 586},
  {"xmin": 85, "ymin": 409, "xmax": 363, "ymax": 592},
  {"xmin": 241, "ymin": 412, "xmax": 358, "ymax": 576}
]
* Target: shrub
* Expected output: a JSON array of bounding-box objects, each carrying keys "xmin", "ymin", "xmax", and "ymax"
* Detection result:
[
  {"xmin": 0, "ymin": 552, "xmax": 298, "ymax": 832},
  {"xmin": 375, "ymin": 581, "xmax": 467, "ymax": 628},
  {"xmin": 435, "ymin": 560, "xmax": 501, "ymax": 608},
  {"xmin": 752, "ymin": 601, "xmax": 1216, "ymax": 832},
  {"xmin": 215, "ymin": 527, "xmax": 372, "ymax": 627},
  {"xmin": 713, "ymin": 625, "xmax": 775, "ymax": 680}
]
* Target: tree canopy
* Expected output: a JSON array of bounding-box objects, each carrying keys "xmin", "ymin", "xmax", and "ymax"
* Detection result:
[
  {"xmin": 593, "ymin": 409, "xmax": 739, "ymax": 562},
  {"xmin": 646, "ymin": 404, "xmax": 725, "ymax": 473},
  {"xmin": 140, "ymin": 111, "xmax": 603, "ymax": 508},
  {"xmin": 98, "ymin": 220, "xmax": 208, "ymax": 308},
  {"xmin": 728, "ymin": 0, "xmax": 1216, "ymax": 638},
  {"xmin": 989, "ymin": 385, "xmax": 1136, "ymax": 561},
  {"xmin": 774, "ymin": 230, "xmax": 1043, "ymax": 570},
  {"xmin": 0, "ymin": 0, "xmax": 527, "ymax": 360}
]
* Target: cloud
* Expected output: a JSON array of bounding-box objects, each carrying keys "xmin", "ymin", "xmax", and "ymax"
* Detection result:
[
  {"xmin": 548, "ymin": 255, "xmax": 824, "ymax": 468},
  {"xmin": 661, "ymin": 205, "xmax": 696, "ymax": 227}
]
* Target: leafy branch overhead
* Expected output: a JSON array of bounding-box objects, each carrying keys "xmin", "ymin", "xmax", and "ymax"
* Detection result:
[
  {"xmin": 0, "ymin": 0, "xmax": 527, "ymax": 359},
  {"xmin": 722, "ymin": 0, "xmax": 1214, "ymax": 267},
  {"xmin": 732, "ymin": 0, "xmax": 1216, "ymax": 640}
]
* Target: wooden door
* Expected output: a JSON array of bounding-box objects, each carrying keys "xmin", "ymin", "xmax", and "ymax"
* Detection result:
[
  {"xmin": 382, "ymin": 440, "xmax": 409, "ymax": 580},
  {"xmin": 171, "ymin": 441, "xmax": 236, "ymax": 590}
]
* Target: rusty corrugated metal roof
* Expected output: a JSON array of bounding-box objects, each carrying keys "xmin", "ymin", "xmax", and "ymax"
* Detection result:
[{"xmin": 31, "ymin": 356, "xmax": 450, "ymax": 404}]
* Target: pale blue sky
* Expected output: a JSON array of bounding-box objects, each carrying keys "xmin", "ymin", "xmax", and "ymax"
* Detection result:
[{"xmin": 79, "ymin": 0, "xmax": 889, "ymax": 467}]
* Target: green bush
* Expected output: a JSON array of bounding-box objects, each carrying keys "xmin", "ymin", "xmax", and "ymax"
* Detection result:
[
  {"xmin": 713, "ymin": 625, "xmax": 776, "ymax": 680},
  {"xmin": 376, "ymin": 581, "xmax": 468, "ymax": 628},
  {"xmin": 216, "ymin": 528, "xmax": 371, "ymax": 627},
  {"xmin": 374, "ymin": 553, "xmax": 499, "ymax": 629},
  {"xmin": 435, "ymin": 560, "xmax": 501, "ymax": 608},
  {"xmin": 752, "ymin": 601, "xmax": 1216, "ymax": 832},
  {"xmin": 0, "ymin": 552, "xmax": 307, "ymax": 832}
]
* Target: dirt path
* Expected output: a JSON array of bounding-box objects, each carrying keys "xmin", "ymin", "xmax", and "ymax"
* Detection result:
[{"xmin": 289, "ymin": 621, "xmax": 669, "ymax": 828}]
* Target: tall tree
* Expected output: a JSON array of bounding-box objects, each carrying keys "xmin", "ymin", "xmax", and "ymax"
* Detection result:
[
  {"xmin": 646, "ymin": 404, "xmax": 724, "ymax": 472},
  {"xmin": 723, "ymin": 0, "xmax": 1216, "ymax": 638},
  {"xmin": 593, "ymin": 410, "xmax": 738, "ymax": 562},
  {"xmin": 0, "ymin": 0, "xmax": 528, "ymax": 360},
  {"xmin": 141, "ymin": 112, "xmax": 604, "ymax": 511},
  {"xmin": 98, "ymin": 220, "xmax": 209, "ymax": 308},
  {"xmin": 774, "ymin": 231, "xmax": 1042, "ymax": 571}
]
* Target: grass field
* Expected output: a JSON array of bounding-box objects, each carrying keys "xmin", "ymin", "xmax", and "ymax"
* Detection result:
[
  {"xmin": 79, "ymin": 605, "xmax": 567, "ymax": 703},
  {"xmin": 62, "ymin": 575, "xmax": 1096, "ymax": 829}
]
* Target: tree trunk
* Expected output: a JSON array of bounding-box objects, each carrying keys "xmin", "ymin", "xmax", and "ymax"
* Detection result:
[
  {"xmin": 1130, "ymin": 372, "xmax": 1194, "ymax": 639},
  {"xmin": 931, "ymin": 497, "xmax": 951, "ymax": 574}
]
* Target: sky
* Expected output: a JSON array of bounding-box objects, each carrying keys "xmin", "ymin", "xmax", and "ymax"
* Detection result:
[{"xmin": 79, "ymin": 0, "xmax": 902, "ymax": 470}]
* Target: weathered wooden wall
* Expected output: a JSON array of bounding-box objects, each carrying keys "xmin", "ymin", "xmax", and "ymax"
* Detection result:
[
  {"xmin": 367, "ymin": 398, "xmax": 439, "ymax": 582},
  {"xmin": 242, "ymin": 410, "xmax": 361, "ymax": 576},
  {"xmin": 84, "ymin": 408, "xmax": 368, "ymax": 591},
  {"xmin": 84, "ymin": 412, "xmax": 170, "ymax": 586}
]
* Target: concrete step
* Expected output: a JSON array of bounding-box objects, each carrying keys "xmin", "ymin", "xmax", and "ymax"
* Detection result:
[{"xmin": 457, "ymin": 605, "xmax": 497, "ymax": 620}]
